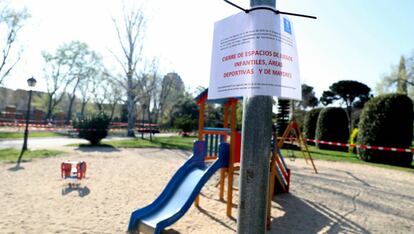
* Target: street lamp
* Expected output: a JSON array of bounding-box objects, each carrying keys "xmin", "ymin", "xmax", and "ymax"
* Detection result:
[{"xmin": 17, "ymin": 76, "xmax": 36, "ymax": 166}]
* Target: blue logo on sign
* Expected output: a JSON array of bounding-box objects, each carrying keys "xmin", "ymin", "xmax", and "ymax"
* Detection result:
[{"xmin": 283, "ymin": 18, "xmax": 292, "ymax": 34}]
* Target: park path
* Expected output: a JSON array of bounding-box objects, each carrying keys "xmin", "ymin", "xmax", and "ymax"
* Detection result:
[{"xmin": 0, "ymin": 133, "xmax": 177, "ymax": 150}]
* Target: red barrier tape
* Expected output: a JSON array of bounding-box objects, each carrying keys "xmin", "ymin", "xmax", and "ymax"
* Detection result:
[{"xmin": 305, "ymin": 139, "xmax": 414, "ymax": 153}]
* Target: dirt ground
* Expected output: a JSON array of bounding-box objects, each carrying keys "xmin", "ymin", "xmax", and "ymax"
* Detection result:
[{"xmin": 0, "ymin": 147, "xmax": 413, "ymax": 233}]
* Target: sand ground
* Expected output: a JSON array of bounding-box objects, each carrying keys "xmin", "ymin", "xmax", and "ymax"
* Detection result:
[{"xmin": 0, "ymin": 147, "xmax": 413, "ymax": 233}]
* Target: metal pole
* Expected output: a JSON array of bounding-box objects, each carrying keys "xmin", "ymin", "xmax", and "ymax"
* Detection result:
[
  {"xmin": 17, "ymin": 89, "xmax": 33, "ymax": 165},
  {"xmin": 237, "ymin": 0, "xmax": 276, "ymax": 233}
]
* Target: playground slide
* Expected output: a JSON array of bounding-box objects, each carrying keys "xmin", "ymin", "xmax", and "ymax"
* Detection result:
[{"xmin": 128, "ymin": 141, "xmax": 228, "ymax": 234}]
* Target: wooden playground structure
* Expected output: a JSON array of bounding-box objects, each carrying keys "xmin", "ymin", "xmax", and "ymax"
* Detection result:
[{"xmin": 195, "ymin": 89, "xmax": 318, "ymax": 225}]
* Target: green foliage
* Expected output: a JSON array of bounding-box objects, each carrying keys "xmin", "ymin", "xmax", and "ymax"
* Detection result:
[
  {"xmin": 303, "ymin": 108, "xmax": 322, "ymax": 142},
  {"xmin": 315, "ymin": 107, "xmax": 349, "ymax": 150},
  {"xmin": 376, "ymin": 56, "xmax": 412, "ymax": 97},
  {"xmin": 174, "ymin": 115, "xmax": 196, "ymax": 134},
  {"xmin": 170, "ymin": 95, "xmax": 198, "ymax": 134},
  {"xmin": 292, "ymin": 109, "xmax": 306, "ymax": 132},
  {"xmin": 357, "ymin": 94, "xmax": 413, "ymax": 166},
  {"xmin": 75, "ymin": 113, "xmax": 111, "ymax": 145},
  {"xmin": 204, "ymin": 104, "xmax": 223, "ymax": 128},
  {"xmin": 320, "ymin": 80, "xmax": 371, "ymax": 108},
  {"xmin": 276, "ymin": 99, "xmax": 290, "ymax": 136},
  {"xmin": 299, "ymin": 84, "xmax": 318, "ymax": 109}
]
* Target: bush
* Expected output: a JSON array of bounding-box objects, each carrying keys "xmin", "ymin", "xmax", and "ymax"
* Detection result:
[
  {"xmin": 76, "ymin": 113, "xmax": 111, "ymax": 145},
  {"xmin": 357, "ymin": 94, "xmax": 413, "ymax": 166},
  {"xmin": 315, "ymin": 107, "xmax": 349, "ymax": 151},
  {"xmin": 303, "ymin": 108, "xmax": 322, "ymax": 145},
  {"xmin": 174, "ymin": 115, "xmax": 197, "ymax": 136}
]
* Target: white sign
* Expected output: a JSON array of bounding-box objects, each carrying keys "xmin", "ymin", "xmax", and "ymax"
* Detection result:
[{"xmin": 208, "ymin": 10, "xmax": 302, "ymax": 100}]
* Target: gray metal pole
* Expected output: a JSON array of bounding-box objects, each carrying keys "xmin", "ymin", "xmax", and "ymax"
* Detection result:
[{"xmin": 237, "ymin": 0, "xmax": 276, "ymax": 233}]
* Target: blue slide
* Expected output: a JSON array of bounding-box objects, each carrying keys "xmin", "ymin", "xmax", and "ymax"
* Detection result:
[{"xmin": 128, "ymin": 141, "xmax": 229, "ymax": 234}]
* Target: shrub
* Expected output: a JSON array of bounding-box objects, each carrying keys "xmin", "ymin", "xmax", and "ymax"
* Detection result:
[
  {"xmin": 303, "ymin": 108, "xmax": 322, "ymax": 145},
  {"xmin": 174, "ymin": 115, "xmax": 196, "ymax": 136},
  {"xmin": 76, "ymin": 113, "xmax": 111, "ymax": 145},
  {"xmin": 357, "ymin": 94, "xmax": 413, "ymax": 166},
  {"xmin": 315, "ymin": 107, "xmax": 349, "ymax": 151}
]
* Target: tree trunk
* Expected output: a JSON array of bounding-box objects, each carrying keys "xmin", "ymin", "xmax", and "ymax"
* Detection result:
[
  {"xmin": 80, "ymin": 100, "xmax": 87, "ymax": 118},
  {"xmin": 46, "ymin": 93, "xmax": 54, "ymax": 123},
  {"xmin": 127, "ymin": 94, "xmax": 136, "ymax": 137},
  {"xmin": 66, "ymin": 94, "xmax": 76, "ymax": 124},
  {"xmin": 109, "ymin": 102, "xmax": 117, "ymax": 121},
  {"xmin": 147, "ymin": 104, "xmax": 153, "ymax": 141}
]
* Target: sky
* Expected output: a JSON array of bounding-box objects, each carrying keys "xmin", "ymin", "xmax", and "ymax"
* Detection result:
[{"xmin": 3, "ymin": 0, "xmax": 414, "ymax": 98}]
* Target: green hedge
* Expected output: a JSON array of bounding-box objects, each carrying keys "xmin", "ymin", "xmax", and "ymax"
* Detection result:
[
  {"xmin": 303, "ymin": 108, "xmax": 322, "ymax": 144},
  {"xmin": 76, "ymin": 113, "xmax": 111, "ymax": 145},
  {"xmin": 357, "ymin": 94, "xmax": 413, "ymax": 166},
  {"xmin": 315, "ymin": 107, "xmax": 349, "ymax": 151}
]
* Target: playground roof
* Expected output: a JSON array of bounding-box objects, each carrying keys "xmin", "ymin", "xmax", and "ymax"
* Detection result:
[{"xmin": 195, "ymin": 88, "xmax": 242, "ymax": 105}]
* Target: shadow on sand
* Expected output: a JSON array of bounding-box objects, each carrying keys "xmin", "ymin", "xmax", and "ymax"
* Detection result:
[
  {"xmin": 269, "ymin": 193, "xmax": 369, "ymax": 234},
  {"xmin": 75, "ymin": 144, "xmax": 120, "ymax": 153},
  {"xmin": 61, "ymin": 183, "xmax": 90, "ymax": 197}
]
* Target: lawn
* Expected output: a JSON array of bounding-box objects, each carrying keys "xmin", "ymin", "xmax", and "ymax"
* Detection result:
[
  {"xmin": 106, "ymin": 136, "xmax": 414, "ymax": 172},
  {"xmin": 282, "ymin": 145, "xmax": 414, "ymax": 173},
  {"xmin": 0, "ymin": 148, "xmax": 65, "ymax": 162},
  {"xmin": 0, "ymin": 131, "xmax": 64, "ymax": 139},
  {"xmin": 104, "ymin": 136, "xmax": 197, "ymax": 150}
]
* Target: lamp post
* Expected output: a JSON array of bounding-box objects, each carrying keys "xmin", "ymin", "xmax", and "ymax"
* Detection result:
[{"xmin": 17, "ymin": 77, "xmax": 36, "ymax": 166}]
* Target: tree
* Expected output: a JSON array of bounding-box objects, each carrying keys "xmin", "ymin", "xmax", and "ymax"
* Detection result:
[
  {"xmin": 42, "ymin": 45, "xmax": 75, "ymax": 122},
  {"xmin": 298, "ymin": 84, "xmax": 318, "ymax": 109},
  {"xmin": 90, "ymin": 73, "xmax": 123, "ymax": 121},
  {"xmin": 154, "ymin": 72, "xmax": 185, "ymax": 126},
  {"xmin": 276, "ymin": 99, "xmax": 290, "ymax": 136},
  {"xmin": 137, "ymin": 61, "xmax": 160, "ymax": 140},
  {"xmin": 112, "ymin": 6, "xmax": 147, "ymax": 137},
  {"xmin": 64, "ymin": 41, "xmax": 104, "ymax": 123},
  {"xmin": 170, "ymin": 94, "xmax": 198, "ymax": 135},
  {"xmin": 376, "ymin": 55, "xmax": 414, "ymax": 97},
  {"xmin": 0, "ymin": 2, "xmax": 29, "ymax": 85},
  {"xmin": 320, "ymin": 80, "xmax": 371, "ymax": 131}
]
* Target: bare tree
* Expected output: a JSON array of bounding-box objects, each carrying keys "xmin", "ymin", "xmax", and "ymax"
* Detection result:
[
  {"xmin": 112, "ymin": 5, "xmax": 147, "ymax": 137},
  {"xmin": 77, "ymin": 75, "xmax": 93, "ymax": 118},
  {"xmin": 92, "ymin": 74, "xmax": 123, "ymax": 120},
  {"xmin": 139, "ymin": 60, "xmax": 159, "ymax": 140},
  {"xmin": 0, "ymin": 1, "xmax": 29, "ymax": 85},
  {"xmin": 65, "ymin": 41, "xmax": 104, "ymax": 123},
  {"xmin": 42, "ymin": 50, "xmax": 73, "ymax": 122}
]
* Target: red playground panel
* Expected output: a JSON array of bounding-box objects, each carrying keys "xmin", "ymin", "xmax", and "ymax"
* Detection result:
[{"xmin": 61, "ymin": 161, "xmax": 87, "ymax": 180}]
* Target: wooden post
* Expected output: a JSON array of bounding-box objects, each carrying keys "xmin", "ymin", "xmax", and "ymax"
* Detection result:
[
  {"xmin": 195, "ymin": 99, "xmax": 205, "ymax": 207},
  {"xmin": 220, "ymin": 102, "xmax": 230, "ymax": 200},
  {"xmin": 227, "ymin": 99, "xmax": 238, "ymax": 217}
]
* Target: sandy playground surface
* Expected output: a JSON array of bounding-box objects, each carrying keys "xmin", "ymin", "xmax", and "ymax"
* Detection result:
[{"xmin": 0, "ymin": 146, "xmax": 414, "ymax": 233}]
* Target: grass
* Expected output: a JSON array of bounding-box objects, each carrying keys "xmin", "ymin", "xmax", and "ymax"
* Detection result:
[
  {"xmin": 282, "ymin": 145, "xmax": 414, "ymax": 173},
  {"xmin": 75, "ymin": 135, "xmax": 414, "ymax": 172},
  {"xmin": 0, "ymin": 148, "xmax": 65, "ymax": 162},
  {"xmin": 0, "ymin": 131, "xmax": 64, "ymax": 139},
  {"xmin": 104, "ymin": 136, "xmax": 197, "ymax": 150}
]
